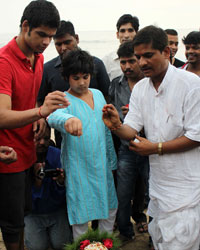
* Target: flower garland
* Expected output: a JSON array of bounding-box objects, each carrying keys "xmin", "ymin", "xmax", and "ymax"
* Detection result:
[{"xmin": 65, "ymin": 229, "xmax": 121, "ymax": 250}]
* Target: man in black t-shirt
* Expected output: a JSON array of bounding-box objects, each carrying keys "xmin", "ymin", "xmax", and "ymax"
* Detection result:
[{"xmin": 165, "ymin": 29, "xmax": 185, "ymax": 67}]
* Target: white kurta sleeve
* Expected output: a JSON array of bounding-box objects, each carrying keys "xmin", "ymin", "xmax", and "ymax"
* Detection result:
[{"xmin": 184, "ymin": 87, "xmax": 200, "ymax": 142}]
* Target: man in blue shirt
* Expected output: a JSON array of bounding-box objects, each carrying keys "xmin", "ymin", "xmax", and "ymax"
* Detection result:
[
  {"xmin": 24, "ymin": 127, "xmax": 72, "ymax": 250},
  {"xmin": 109, "ymin": 41, "xmax": 149, "ymax": 243}
]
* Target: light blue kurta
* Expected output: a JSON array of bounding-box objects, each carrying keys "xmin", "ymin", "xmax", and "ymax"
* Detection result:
[{"xmin": 48, "ymin": 89, "xmax": 118, "ymax": 225}]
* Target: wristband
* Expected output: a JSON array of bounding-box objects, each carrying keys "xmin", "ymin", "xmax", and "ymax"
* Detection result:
[
  {"xmin": 38, "ymin": 106, "xmax": 46, "ymax": 119},
  {"xmin": 110, "ymin": 122, "xmax": 122, "ymax": 131},
  {"xmin": 158, "ymin": 142, "xmax": 163, "ymax": 155}
]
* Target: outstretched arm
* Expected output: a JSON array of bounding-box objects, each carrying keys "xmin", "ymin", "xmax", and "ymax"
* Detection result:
[
  {"xmin": 102, "ymin": 104, "xmax": 137, "ymax": 140},
  {"xmin": 48, "ymin": 108, "xmax": 83, "ymax": 137},
  {"xmin": 0, "ymin": 91, "xmax": 70, "ymax": 129}
]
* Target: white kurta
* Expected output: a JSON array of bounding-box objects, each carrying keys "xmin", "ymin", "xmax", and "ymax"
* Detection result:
[
  {"xmin": 102, "ymin": 50, "xmax": 122, "ymax": 81},
  {"xmin": 124, "ymin": 64, "xmax": 200, "ymax": 249}
]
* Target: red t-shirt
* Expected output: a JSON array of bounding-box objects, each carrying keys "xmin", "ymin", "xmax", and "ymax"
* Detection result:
[{"xmin": 0, "ymin": 37, "xmax": 44, "ymax": 173}]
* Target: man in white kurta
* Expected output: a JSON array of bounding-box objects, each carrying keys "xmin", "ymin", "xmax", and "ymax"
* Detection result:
[
  {"xmin": 102, "ymin": 25, "xmax": 200, "ymax": 250},
  {"xmin": 125, "ymin": 63, "xmax": 200, "ymax": 249}
]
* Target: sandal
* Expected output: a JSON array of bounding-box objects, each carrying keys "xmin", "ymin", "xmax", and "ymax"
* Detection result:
[{"xmin": 136, "ymin": 221, "xmax": 148, "ymax": 233}]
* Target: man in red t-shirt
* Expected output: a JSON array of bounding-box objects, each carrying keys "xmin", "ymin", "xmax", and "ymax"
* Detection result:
[{"xmin": 0, "ymin": 1, "xmax": 70, "ymax": 249}]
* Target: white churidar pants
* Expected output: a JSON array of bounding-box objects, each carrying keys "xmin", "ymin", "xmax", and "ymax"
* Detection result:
[{"xmin": 72, "ymin": 209, "xmax": 117, "ymax": 240}]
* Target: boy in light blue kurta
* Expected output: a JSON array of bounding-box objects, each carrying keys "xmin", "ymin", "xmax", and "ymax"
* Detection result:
[{"xmin": 48, "ymin": 49, "xmax": 118, "ymax": 239}]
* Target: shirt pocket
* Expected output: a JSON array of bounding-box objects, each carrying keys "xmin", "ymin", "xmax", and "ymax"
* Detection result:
[{"xmin": 161, "ymin": 111, "xmax": 184, "ymax": 141}]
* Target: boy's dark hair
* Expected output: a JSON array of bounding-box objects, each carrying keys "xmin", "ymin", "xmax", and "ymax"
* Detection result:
[
  {"xmin": 116, "ymin": 14, "xmax": 139, "ymax": 32},
  {"xmin": 117, "ymin": 40, "xmax": 134, "ymax": 58},
  {"xmin": 165, "ymin": 29, "xmax": 178, "ymax": 36},
  {"xmin": 182, "ymin": 31, "xmax": 200, "ymax": 45},
  {"xmin": 20, "ymin": 0, "xmax": 60, "ymax": 31},
  {"xmin": 133, "ymin": 25, "xmax": 168, "ymax": 53},
  {"xmin": 62, "ymin": 49, "xmax": 94, "ymax": 79},
  {"xmin": 54, "ymin": 20, "xmax": 75, "ymax": 39}
]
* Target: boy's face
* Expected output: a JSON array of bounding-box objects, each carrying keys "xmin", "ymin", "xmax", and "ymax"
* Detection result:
[
  {"xmin": 69, "ymin": 73, "xmax": 91, "ymax": 96},
  {"xmin": 36, "ymin": 129, "xmax": 50, "ymax": 153}
]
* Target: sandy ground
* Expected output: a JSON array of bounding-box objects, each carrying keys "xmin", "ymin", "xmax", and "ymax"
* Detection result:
[
  {"xmin": 0, "ymin": 225, "xmax": 150, "ymax": 250},
  {"xmin": 121, "ymin": 225, "xmax": 150, "ymax": 250}
]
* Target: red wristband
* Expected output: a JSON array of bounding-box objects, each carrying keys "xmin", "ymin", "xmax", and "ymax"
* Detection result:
[{"xmin": 38, "ymin": 106, "xmax": 45, "ymax": 118}]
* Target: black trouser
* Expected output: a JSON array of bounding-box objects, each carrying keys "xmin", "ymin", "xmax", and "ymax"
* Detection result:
[{"xmin": 0, "ymin": 168, "xmax": 32, "ymax": 243}]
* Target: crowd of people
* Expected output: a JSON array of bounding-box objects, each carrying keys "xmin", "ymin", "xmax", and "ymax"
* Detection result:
[{"xmin": 0, "ymin": 1, "xmax": 200, "ymax": 250}]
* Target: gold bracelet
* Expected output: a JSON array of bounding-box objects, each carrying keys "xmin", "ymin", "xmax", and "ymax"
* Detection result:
[
  {"xmin": 110, "ymin": 122, "xmax": 122, "ymax": 131},
  {"xmin": 158, "ymin": 142, "xmax": 163, "ymax": 155}
]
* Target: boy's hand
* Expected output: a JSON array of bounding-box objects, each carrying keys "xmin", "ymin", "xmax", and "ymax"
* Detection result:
[
  {"xmin": 33, "ymin": 162, "xmax": 45, "ymax": 176},
  {"xmin": 53, "ymin": 168, "xmax": 65, "ymax": 185},
  {"xmin": 65, "ymin": 117, "xmax": 82, "ymax": 136},
  {"xmin": 102, "ymin": 104, "xmax": 121, "ymax": 129},
  {"xmin": 33, "ymin": 162, "xmax": 45, "ymax": 187}
]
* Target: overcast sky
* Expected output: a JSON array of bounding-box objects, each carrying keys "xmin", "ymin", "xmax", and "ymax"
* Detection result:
[{"xmin": 0, "ymin": 0, "xmax": 199, "ymax": 34}]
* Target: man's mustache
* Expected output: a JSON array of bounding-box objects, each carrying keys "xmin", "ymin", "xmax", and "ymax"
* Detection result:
[{"xmin": 124, "ymin": 69, "xmax": 134, "ymax": 73}]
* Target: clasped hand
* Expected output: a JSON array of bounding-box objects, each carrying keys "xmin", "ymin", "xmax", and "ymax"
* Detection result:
[
  {"xmin": 65, "ymin": 117, "xmax": 83, "ymax": 136},
  {"xmin": 129, "ymin": 135, "xmax": 157, "ymax": 156}
]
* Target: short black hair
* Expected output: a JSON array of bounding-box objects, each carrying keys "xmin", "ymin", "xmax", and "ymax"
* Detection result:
[
  {"xmin": 117, "ymin": 40, "xmax": 134, "ymax": 58},
  {"xmin": 54, "ymin": 20, "xmax": 75, "ymax": 39},
  {"xmin": 62, "ymin": 49, "xmax": 94, "ymax": 79},
  {"xmin": 116, "ymin": 14, "xmax": 139, "ymax": 32},
  {"xmin": 133, "ymin": 25, "xmax": 168, "ymax": 52},
  {"xmin": 20, "ymin": 0, "xmax": 60, "ymax": 31},
  {"xmin": 165, "ymin": 29, "xmax": 178, "ymax": 36},
  {"xmin": 182, "ymin": 31, "xmax": 200, "ymax": 45}
]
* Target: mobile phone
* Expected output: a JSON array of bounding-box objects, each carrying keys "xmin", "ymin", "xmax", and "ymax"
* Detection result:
[{"xmin": 44, "ymin": 169, "xmax": 60, "ymax": 178}]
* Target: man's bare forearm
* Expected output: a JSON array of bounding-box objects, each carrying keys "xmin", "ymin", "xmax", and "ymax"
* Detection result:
[
  {"xmin": 112, "ymin": 124, "xmax": 138, "ymax": 141},
  {"xmin": 0, "ymin": 108, "xmax": 41, "ymax": 129},
  {"xmin": 0, "ymin": 91, "xmax": 70, "ymax": 129},
  {"xmin": 162, "ymin": 136, "xmax": 200, "ymax": 154},
  {"xmin": 129, "ymin": 135, "xmax": 200, "ymax": 156}
]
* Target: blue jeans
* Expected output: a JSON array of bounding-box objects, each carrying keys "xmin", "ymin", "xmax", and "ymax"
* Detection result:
[
  {"xmin": 117, "ymin": 145, "xmax": 149, "ymax": 238},
  {"xmin": 24, "ymin": 207, "xmax": 72, "ymax": 250}
]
